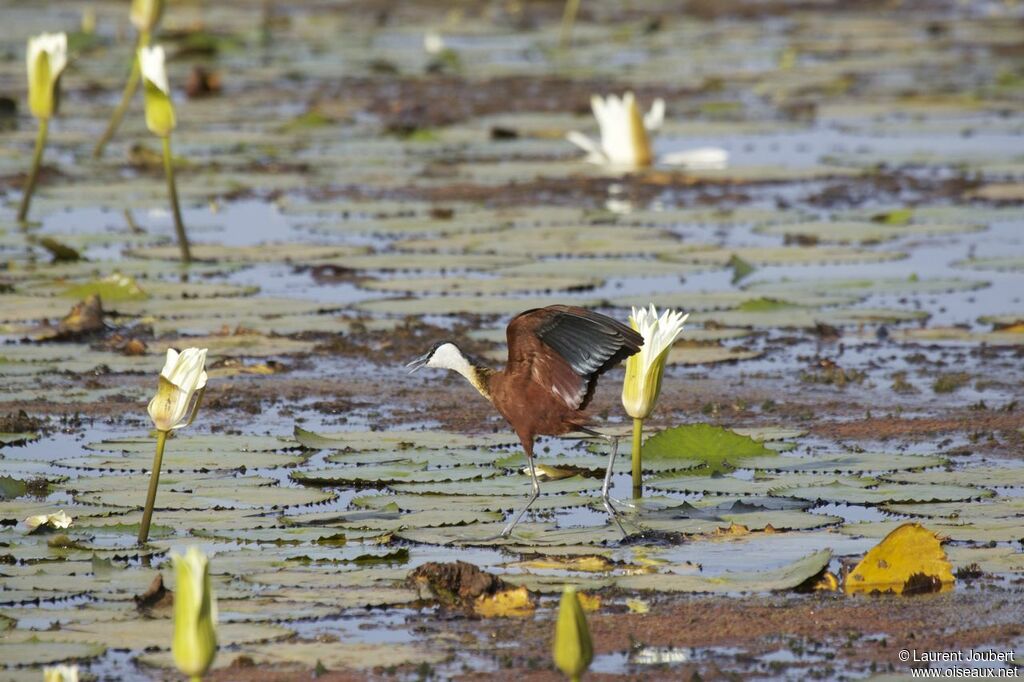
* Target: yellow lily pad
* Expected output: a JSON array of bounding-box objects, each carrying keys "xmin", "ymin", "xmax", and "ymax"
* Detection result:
[{"xmin": 844, "ymin": 523, "xmax": 954, "ymax": 595}]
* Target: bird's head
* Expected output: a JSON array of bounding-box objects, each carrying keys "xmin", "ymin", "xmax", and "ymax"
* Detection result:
[
  {"xmin": 406, "ymin": 341, "xmax": 468, "ymax": 374},
  {"xmin": 407, "ymin": 342, "xmax": 493, "ymax": 400}
]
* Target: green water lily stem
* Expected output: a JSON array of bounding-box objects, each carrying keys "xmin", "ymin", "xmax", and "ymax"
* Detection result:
[
  {"xmin": 93, "ymin": 30, "xmax": 149, "ymax": 159},
  {"xmin": 559, "ymin": 0, "xmax": 581, "ymax": 48},
  {"xmin": 631, "ymin": 417, "xmax": 643, "ymax": 498},
  {"xmin": 138, "ymin": 429, "xmax": 167, "ymax": 544},
  {"xmin": 17, "ymin": 117, "xmax": 49, "ymax": 224},
  {"xmin": 162, "ymin": 134, "xmax": 191, "ymax": 264}
]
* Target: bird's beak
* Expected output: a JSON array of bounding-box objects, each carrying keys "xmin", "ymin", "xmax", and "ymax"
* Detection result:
[{"xmin": 406, "ymin": 351, "xmax": 431, "ymax": 373}]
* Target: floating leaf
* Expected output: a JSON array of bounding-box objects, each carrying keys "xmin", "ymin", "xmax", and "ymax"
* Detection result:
[
  {"xmin": 844, "ymin": 523, "xmax": 954, "ymax": 595},
  {"xmin": 473, "ymin": 586, "xmax": 535, "ymax": 617},
  {"xmin": 616, "ymin": 549, "xmax": 831, "ymax": 593},
  {"xmin": 643, "ymin": 424, "xmax": 775, "ymax": 475}
]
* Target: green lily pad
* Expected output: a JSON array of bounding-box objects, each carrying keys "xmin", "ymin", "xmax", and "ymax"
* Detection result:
[
  {"xmin": 883, "ymin": 467, "xmax": 1024, "ymax": 488},
  {"xmin": 615, "ymin": 549, "xmax": 831, "ymax": 593},
  {"xmin": 732, "ymin": 452, "xmax": 946, "ymax": 473},
  {"xmin": 773, "ymin": 481, "xmax": 991, "ymax": 505},
  {"xmin": 291, "ymin": 464, "xmax": 497, "ymax": 485},
  {"xmin": 642, "ymin": 424, "xmax": 775, "ymax": 475},
  {"xmin": 127, "ymin": 243, "xmax": 369, "ymax": 263},
  {"xmin": 0, "ymin": 640, "xmax": 106, "ymax": 667},
  {"xmin": 293, "ymin": 426, "xmax": 517, "ymax": 450},
  {"xmin": 360, "ymin": 274, "xmax": 602, "ymax": 295},
  {"xmin": 754, "ymin": 220, "xmax": 982, "ymax": 244}
]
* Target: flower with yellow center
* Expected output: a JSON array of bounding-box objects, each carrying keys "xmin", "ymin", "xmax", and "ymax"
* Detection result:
[
  {"xmin": 139, "ymin": 348, "xmax": 208, "ymax": 544},
  {"xmin": 27, "ymin": 32, "xmax": 67, "ymax": 120},
  {"xmin": 172, "ymin": 547, "xmax": 218, "ymax": 681},
  {"xmin": 139, "ymin": 45, "xmax": 175, "ymax": 137},
  {"xmin": 621, "ymin": 304, "xmax": 688, "ymax": 496},
  {"xmin": 552, "ymin": 586, "xmax": 592, "ymax": 681},
  {"xmin": 136, "ymin": 44, "xmax": 191, "ymax": 263},
  {"xmin": 148, "ymin": 348, "xmax": 208, "ymax": 432},
  {"xmin": 566, "ymin": 92, "xmax": 729, "ymax": 171},
  {"xmin": 18, "ymin": 32, "xmax": 68, "ymax": 223},
  {"xmin": 567, "ymin": 92, "xmax": 660, "ymax": 168},
  {"xmin": 43, "ymin": 665, "xmax": 78, "ymax": 682}
]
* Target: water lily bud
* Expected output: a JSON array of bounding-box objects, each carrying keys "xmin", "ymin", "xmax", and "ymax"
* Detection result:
[
  {"xmin": 621, "ymin": 305, "xmax": 688, "ymax": 420},
  {"xmin": 552, "ymin": 586, "xmax": 592, "ymax": 681},
  {"xmin": 43, "ymin": 665, "xmax": 78, "ymax": 682},
  {"xmin": 172, "ymin": 547, "xmax": 218, "ymax": 679},
  {"xmin": 139, "ymin": 45, "xmax": 176, "ymax": 137},
  {"xmin": 26, "ymin": 33, "xmax": 68, "ymax": 120},
  {"xmin": 147, "ymin": 348, "xmax": 207, "ymax": 431},
  {"xmin": 130, "ymin": 0, "xmax": 164, "ymax": 33}
]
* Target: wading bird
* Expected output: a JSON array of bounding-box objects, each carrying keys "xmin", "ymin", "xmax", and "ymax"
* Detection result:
[{"xmin": 407, "ymin": 305, "xmax": 643, "ymax": 538}]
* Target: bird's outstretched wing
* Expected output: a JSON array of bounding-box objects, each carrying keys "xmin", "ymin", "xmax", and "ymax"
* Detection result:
[{"xmin": 506, "ymin": 305, "xmax": 643, "ymax": 410}]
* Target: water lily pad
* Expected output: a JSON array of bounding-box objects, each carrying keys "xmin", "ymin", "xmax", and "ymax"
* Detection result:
[
  {"xmin": 0, "ymin": 640, "xmax": 106, "ymax": 666},
  {"xmin": 773, "ymin": 481, "xmax": 991, "ymax": 505},
  {"xmin": 642, "ymin": 424, "xmax": 775, "ymax": 475},
  {"xmin": 358, "ymin": 294, "xmax": 603, "ymax": 316},
  {"xmin": 2, "ymin": 619, "xmax": 292, "ymax": 650},
  {"xmin": 351, "ymin": 492, "xmax": 591, "ymax": 512},
  {"xmin": 844, "ymin": 523, "xmax": 953, "ymax": 595},
  {"xmin": 883, "ymin": 467, "xmax": 1024, "ymax": 488},
  {"xmin": 496, "ymin": 258, "xmax": 709, "ymax": 278},
  {"xmin": 294, "ymin": 427, "xmax": 517, "ymax": 450},
  {"xmin": 744, "ymin": 277, "xmax": 987, "ymax": 299},
  {"xmin": 127, "ymin": 243, "xmax": 369, "ymax": 263},
  {"xmin": 360, "ymin": 274, "xmax": 602, "ymax": 295},
  {"xmin": 398, "ymin": 225, "xmax": 689, "ymax": 257},
  {"xmin": 665, "ymin": 246, "xmax": 904, "ymax": 267},
  {"xmin": 615, "ymin": 549, "xmax": 831, "ymax": 593},
  {"xmin": 953, "ymin": 256, "xmax": 1024, "ymax": 272},
  {"xmin": 755, "ymin": 221, "xmax": 981, "ymax": 244},
  {"xmin": 291, "ymin": 464, "xmax": 496, "ymax": 485},
  {"xmin": 732, "ymin": 452, "xmax": 946, "ymax": 473}
]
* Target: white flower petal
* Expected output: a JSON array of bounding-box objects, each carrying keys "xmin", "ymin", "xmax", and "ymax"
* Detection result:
[
  {"xmin": 660, "ymin": 146, "xmax": 729, "ymax": 170},
  {"xmin": 139, "ymin": 45, "xmax": 171, "ymax": 94}
]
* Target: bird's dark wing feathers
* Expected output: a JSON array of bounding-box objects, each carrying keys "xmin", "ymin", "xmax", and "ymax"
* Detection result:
[
  {"xmin": 507, "ymin": 305, "xmax": 643, "ymax": 410},
  {"xmin": 533, "ymin": 307, "xmax": 642, "ymax": 378}
]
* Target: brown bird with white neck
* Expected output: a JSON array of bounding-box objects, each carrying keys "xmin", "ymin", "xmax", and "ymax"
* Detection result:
[{"xmin": 408, "ymin": 304, "xmax": 643, "ymax": 538}]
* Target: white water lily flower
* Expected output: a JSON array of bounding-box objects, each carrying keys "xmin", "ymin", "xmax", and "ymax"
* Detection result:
[
  {"xmin": 172, "ymin": 547, "xmax": 218, "ymax": 678},
  {"xmin": 424, "ymin": 32, "xmax": 446, "ymax": 55},
  {"xmin": 24, "ymin": 510, "xmax": 73, "ymax": 532},
  {"xmin": 621, "ymin": 305, "xmax": 689, "ymax": 420},
  {"xmin": 147, "ymin": 348, "xmax": 208, "ymax": 431},
  {"xmin": 567, "ymin": 92, "xmax": 659, "ymax": 167},
  {"xmin": 26, "ymin": 32, "xmax": 68, "ymax": 119},
  {"xmin": 661, "ymin": 146, "xmax": 729, "ymax": 170},
  {"xmin": 567, "ymin": 92, "xmax": 729, "ymax": 170},
  {"xmin": 139, "ymin": 44, "xmax": 170, "ymax": 94},
  {"xmin": 43, "ymin": 665, "xmax": 79, "ymax": 682},
  {"xmin": 139, "ymin": 45, "xmax": 176, "ymax": 136}
]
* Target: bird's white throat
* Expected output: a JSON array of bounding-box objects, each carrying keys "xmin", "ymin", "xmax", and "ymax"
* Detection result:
[{"xmin": 427, "ymin": 343, "xmax": 491, "ymax": 399}]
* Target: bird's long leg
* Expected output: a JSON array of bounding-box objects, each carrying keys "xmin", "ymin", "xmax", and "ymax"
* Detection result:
[
  {"xmin": 456, "ymin": 439, "xmax": 540, "ymax": 544},
  {"xmin": 499, "ymin": 455, "xmax": 541, "ymax": 538},
  {"xmin": 576, "ymin": 426, "xmax": 629, "ymax": 538}
]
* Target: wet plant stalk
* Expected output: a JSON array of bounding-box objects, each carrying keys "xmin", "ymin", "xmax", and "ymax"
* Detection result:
[
  {"xmin": 138, "ymin": 429, "xmax": 167, "ymax": 544},
  {"xmin": 559, "ymin": 0, "xmax": 580, "ymax": 48},
  {"xmin": 162, "ymin": 135, "xmax": 192, "ymax": 264},
  {"xmin": 17, "ymin": 118, "xmax": 49, "ymax": 224},
  {"xmin": 631, "ymin": 417, "xmax": 643, "ymax": 498},
  {"xmin": 93, "ymin": 31, "xmax": 148, "ymax": 159}
]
